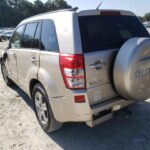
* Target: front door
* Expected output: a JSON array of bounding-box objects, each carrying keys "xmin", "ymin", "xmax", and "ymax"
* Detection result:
[{"xmin": 7, "ymin": 25, "xmax": 25, "ymax": 82}]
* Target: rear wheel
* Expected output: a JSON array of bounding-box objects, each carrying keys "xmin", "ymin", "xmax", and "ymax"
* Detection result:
[
  {"xmin": 32, "ymin": 83, "xmax": 63, "ymax": 133},
  {"xmin": 1, "ymin": 63, "xmax": 13, "ymax": 86}
]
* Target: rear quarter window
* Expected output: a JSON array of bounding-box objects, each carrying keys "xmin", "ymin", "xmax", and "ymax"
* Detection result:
[
  {"xmin": 41, "ymin": 20, "xmax": 59, "ymax": 52},
  {"xmin": 79, "ymin": 15, "xmax": 149, "ymax": 53}
]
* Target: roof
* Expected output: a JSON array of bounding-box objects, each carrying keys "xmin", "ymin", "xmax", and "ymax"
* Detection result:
[{"xmin": 18, "ymin": 9, "xmax": 136, "ymax": 26}]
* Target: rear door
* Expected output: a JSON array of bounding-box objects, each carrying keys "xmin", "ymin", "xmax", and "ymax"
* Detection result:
[
  {"xmin": 79, "ymin": 13, "xmax": 150, "ymax": 105},
  {"xmin": 16, "ymin": 21, "xmax": 41, "ymax": 91}
]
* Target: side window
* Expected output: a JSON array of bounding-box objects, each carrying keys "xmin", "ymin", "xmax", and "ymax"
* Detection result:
[
  {"xmin": 22, "ymin": 23, "xmax": 38, "ymax": 48},
  {"xmin": 10, "ymin": 25, "xmax": 25, "ymax": 48},
  {"xmin": 41, "ymin": 20, "xmax": 59, "ymax": 52},
  {"xmin": 33, "ymin": 22, "xmax": 41, "ymax": 49}
]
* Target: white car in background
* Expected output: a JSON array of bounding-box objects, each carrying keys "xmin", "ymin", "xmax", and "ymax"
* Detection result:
[
  {"xmin": 0, "ymin": 30, "xmax": 4, "ymax": 41},
  {"xmin": 2, "ymin": 30, "xmax": 14, "ymax": 40},
  {"xmin": 143, "ymin": 21, "xmax": 150, "ymax": 28}
]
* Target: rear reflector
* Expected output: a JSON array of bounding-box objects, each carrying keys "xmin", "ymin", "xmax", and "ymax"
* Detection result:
[
  {"xmin": 74, "ymin": 95, "xmax": 85, "ymax": 103},
  {"xmin": 59, "ymin": 53, "xmax": 86, "ymax": 90},
  {"xmin": 100, "ymin": 11, "xmax": 121, "ymax": 16}
]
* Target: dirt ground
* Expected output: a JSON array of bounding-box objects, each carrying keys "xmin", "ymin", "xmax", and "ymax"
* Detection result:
[{"xmin": 0, "ymin": 38, "xmax": 150, "ymax": 150}]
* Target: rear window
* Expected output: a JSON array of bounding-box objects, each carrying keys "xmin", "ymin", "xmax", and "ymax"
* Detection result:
[{"xmin": 79, "ymin": 15, "xmax": 149, "ymax": 53}]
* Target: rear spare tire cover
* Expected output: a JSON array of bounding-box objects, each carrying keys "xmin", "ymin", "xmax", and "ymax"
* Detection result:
[{"xmin": 114, "ymin": 38, "xmax": 150, "ymax": 101}]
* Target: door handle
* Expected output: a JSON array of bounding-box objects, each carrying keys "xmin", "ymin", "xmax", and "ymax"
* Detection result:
[
  {"xmin": 30, "ymin": 57, "xmax": 38, "ymax": 63},
  {"xmin": 89, "ymin": 60, "xmax": 106, "ymax": 70},
  {"xmin": 10, "ymin": 53, "xmax": 16, "ymax": 57}
]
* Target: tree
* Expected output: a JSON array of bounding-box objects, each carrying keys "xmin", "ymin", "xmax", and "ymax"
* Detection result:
[
  {"xmin": 54, "ymin": 0, "xmax": 71, "ymax": 9},
  {"xmin": 0, "ymin": 0, "xmax": 72, "ymax": 27},
  {"xmin": 34, "ymin": 0, "xmax": 45, "ymax": 14},
  {"xmin": 138, "ymin": 16, "xmax": 144, "ymax": 22},
  {"xmin": 144, "ymin": 13, "xmax": 150, "ymax": 21}
]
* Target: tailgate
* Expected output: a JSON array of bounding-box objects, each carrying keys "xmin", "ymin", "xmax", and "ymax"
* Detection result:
[
  {"xmin": 78, "ymin": 11, "xmax": 149, "ymax": 105},
  {"xmin": 84, "ymin": 50, "xmax": 118, "ymax": 105}
]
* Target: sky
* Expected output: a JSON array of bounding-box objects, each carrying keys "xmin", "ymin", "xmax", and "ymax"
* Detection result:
[{"xmin": 29, "ymin": 0, "xmax": 150, "ymax": 16}]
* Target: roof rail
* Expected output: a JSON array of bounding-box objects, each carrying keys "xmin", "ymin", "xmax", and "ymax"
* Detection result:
[{"xmin": 24, "ymin": 7, "xmax": 78, "ymax": 21}]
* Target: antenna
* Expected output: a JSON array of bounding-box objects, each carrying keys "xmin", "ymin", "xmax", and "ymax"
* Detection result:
[{"xmin": 96, "ymin": 0, "xmax": 105, "ymax": 10}]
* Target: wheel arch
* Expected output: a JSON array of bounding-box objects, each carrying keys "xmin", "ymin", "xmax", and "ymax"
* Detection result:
[{"xmin": 29, "ymin": 79, "xmax": 42, "ymax": 98}]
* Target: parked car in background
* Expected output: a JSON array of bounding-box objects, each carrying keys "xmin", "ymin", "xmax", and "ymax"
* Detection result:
[
  {"xmin": 143, "ymin": 21, "xmax": 150, "ymax": 28},
  {"xmin": 1, "ymin": 9, "xmax": 150, "ymax": 133},
  {"xmin": 2, "ymin": 30, "xmax": 14, "ymax": 40},
  {"xmin": 0, "ymin": 30, "xmax": 4, "ymax": 41}
]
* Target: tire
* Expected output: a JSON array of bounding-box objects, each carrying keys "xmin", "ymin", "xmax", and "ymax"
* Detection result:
[
  {"xmin": 32, "ymin": 83, "xmax": 63, "ymax": 133},
  {"xmin": 1, "ymin": 63, "xmax": 13, "ymax": 86},
  {"xmin": 114, "ymin": 38, "xmax": 150, "ymax": 101}
]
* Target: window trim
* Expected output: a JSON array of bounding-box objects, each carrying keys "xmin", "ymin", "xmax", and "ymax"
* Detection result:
[{"xmin": 32, "ymin": 21, "xmax": 42, "ymax": 50}]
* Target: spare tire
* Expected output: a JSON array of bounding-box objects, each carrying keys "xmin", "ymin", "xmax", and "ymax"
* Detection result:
[{"xmin": 114, "ymin": 38, "xmax": 150, "ymax": 101}]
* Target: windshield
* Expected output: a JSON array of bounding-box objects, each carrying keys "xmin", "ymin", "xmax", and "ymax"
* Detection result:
[{"xmin": 79, "ymin": 15, "xmax": 150, "ymax": 53}]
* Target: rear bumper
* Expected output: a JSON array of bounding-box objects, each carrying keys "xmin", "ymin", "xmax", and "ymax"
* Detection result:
[
  {"xmin": 86, "ymin": 98, "xmax": 134, "ymax": 127},
  {"xmin": 91, "ymin": 98, "xmax": 134, "ymax": 115},
  {"xmin": 49, "ymin": 90, "xmax": 134, "ymax": 125}
]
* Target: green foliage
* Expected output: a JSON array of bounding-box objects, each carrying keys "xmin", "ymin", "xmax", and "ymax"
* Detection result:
[
  {"xmin": 143, "ymin": 13, "xmax": 150, "ymax": 21},
  {"xmin": 0, "ymin": 0, "xmax": 72, "ymax": 27},
  {"xmin": 139, "ymin": 13, "xmax": 150, "ymax": 22}
]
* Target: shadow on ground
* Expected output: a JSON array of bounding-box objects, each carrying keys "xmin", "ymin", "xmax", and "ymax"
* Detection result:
[
  {"xmin": 11, "ymin": 84, "xmax": 34, "ymax": 109},
  {"xmin": 11, "ymin": 84, "xmax": 150, "ymax": 150}
]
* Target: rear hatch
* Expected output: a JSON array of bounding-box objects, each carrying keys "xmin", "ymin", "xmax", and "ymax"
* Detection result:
[{"xmin": 78, "ymin": 11, "xmax": 149, "ymax": 105}]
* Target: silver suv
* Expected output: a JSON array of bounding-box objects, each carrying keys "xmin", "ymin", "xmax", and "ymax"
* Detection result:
[{"xmin": 1, "ymin": 9, "xmax": 150, "ymax": 133}]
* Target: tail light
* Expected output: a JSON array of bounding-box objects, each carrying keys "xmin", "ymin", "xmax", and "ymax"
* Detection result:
[{"xmin": 59, "ymin": 53, "xmax": 86, "ymax": 90}]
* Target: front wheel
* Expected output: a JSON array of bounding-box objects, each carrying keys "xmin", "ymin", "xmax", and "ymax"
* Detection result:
[{"xmin": 32, "ymin": 83, "xmax": 63, "ymax": 133}]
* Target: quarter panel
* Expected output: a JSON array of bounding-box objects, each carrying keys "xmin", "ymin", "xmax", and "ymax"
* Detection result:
[
  {"xmin": 38, "ymin": 51, "xmax": 67, "ymax": 121},
  {"xmin": 38, "ymin": 51, "xmax": 66, "ymax": 98}
]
